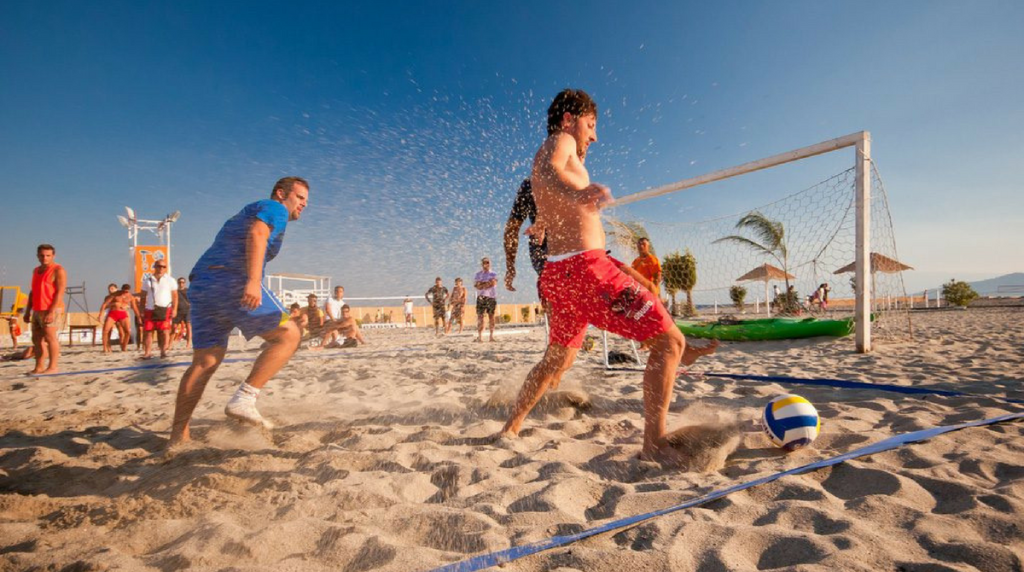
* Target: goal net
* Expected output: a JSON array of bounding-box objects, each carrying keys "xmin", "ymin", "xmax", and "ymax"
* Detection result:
[{"xmin": 603, "ymin": 132, "xmax": 912, "ymax": 352}]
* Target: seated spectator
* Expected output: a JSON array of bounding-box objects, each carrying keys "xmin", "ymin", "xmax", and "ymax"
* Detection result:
[
  {"xmin": 305, "ymin": 294, "xmax": 325, "ymax": 338},
  {"xmin": 316, "ymin": 304, "xmax": 366, "ymax": 349}
]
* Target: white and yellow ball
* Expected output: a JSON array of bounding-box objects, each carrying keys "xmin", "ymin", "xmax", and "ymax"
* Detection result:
[{"xmin": 761, "ymin": 394, "xmax": 820, "ymax": 451}]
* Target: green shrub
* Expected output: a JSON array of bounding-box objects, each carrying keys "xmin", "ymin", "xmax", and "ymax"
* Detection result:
[
  {"xmin": 942, "ymin": 279, "xmax": 978, "ymax": 308},
  {"xmin": 729, "ymin": 285, "xmax": 747, "ymax": 311}
]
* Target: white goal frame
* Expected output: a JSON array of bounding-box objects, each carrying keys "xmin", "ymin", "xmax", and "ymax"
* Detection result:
[{"xmin": 613, "ymin": 131, "xmax": 875, "ymax": 352}]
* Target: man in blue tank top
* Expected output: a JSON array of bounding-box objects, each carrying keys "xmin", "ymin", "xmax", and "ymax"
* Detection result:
[{"xmin": 169, "ymin": 177, "xmax": 309, "ymax": 448}]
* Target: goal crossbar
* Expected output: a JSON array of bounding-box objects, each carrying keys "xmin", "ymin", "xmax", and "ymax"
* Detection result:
[{"xmin": 611, "ymin": 131, "xmax": 875, "ymax": 352}]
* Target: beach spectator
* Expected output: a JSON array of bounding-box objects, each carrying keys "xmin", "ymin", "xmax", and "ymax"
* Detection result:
[
  {"xmin": 446, "ymin": 277, "xmax": 467, "ymax": 334},
  {"xmin": 289, "ymin": 303, "xmax": 308, "ymax": 333},
  {"xmin": 169, "ymin": 176, "xmax": 309, "ymax": 447},
  {"xmin": 97, "ymin": 283, "xmax": 121, "ymax": 353},
  {"xmin": 504, "ymin": 179, "xmax": 549, "ymax": 297},
  {"xmin": 6, "ymin": 315, "xmax": 22, "ymax": 349},
  {"xmin": 1, "ymin": 345, "xmax": 34, "ymax": 362},
  {"xmin": 141, "ymin": 260, "xmax": 178, "ymax": 359},
  {"xmin": 425, "ymin": 277, "xmax": 449, "ymax": 336},
  {"xmin": 323, "ymin": 286, "xmax": 345, "ymax": 345},
  {"xmin": 118, "ymin": 284, "xmax": 141, "ymax": 350},
  {"xmin": 631, "ymin": 237, "xmax": 662, "ymax": 297},
  {"xmin": 497, "ymin": 89, "xmax": 717, "ymax": 466},
  {"xmin": 305, "ymin": 294, "xmax": 325, "ymax": 339},
  {"xmin": 317, "ymin": 304, "xmax": 366, "ymax": 348},
  {"xmin": 24, "ymin": 244, "xmax": 66, "ymax": 375},
  {"xmin": 173, "ymin": 277, "xmax": 192, "ymax": 348},
  {"xmin": 474, "ymin": 258, "xmax": 498, "ymax": 342},
  {"xmin": 403, "ymin": 296, "xmax": 414, "ymax": 326}
]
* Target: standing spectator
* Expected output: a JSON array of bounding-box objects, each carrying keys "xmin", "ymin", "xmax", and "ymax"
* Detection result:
[
  {"xmin": 446, "ymin": 277, "xmax": 467, "ymax": 334},
  {"xmin": 424, "ymin": 277, "xmax": 449, "ymax": 336},
  {"xmin": 169, "ymin": 176, "xmax": 309, "ymax": 447},
  {"xmin": 631, "ymin": 237, "xmax": 662, "ymax": 297},
  {"xmin": 173, "ymin": 276, "xmax": 192, "ymax": 348},
  {"xmin": 141, "ymin": 260, "xmax": 178, "ymax": 359},
  {"xmin": 6, "ymin": 315, "xmax": 22, "ymax": 350},
  {"xmin": 97, "ymin": 283, "xmax": 120, "ymax": 353},
  {"xmin": 24, "ymin": 244, "xmax": 66, "ymax": 375},
  {"xmin": 117, "ymin": 284, "xmax": 141, "ymax": 350},
  {"xmin": 504, "ymin": 179, "xmax": 548, "ymax": 297},
  {"xmin": 322, "ymin": 286, "xmax": 345, "ymax": 346},
  {"xmin": 474, "ymin": 257, "xmax": 498, "ymax": 342},
  {"xmin": 403, "ymin": 296, "xmax": 414, "ymax": 326}
]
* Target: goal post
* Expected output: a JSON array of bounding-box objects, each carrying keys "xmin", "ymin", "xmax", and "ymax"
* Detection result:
[{"xmin": 610, "ymin": 131, "xmax": 905, "ymax": 353}]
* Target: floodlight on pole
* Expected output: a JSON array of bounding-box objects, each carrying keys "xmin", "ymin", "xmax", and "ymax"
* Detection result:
[
  {"xmin": 167, "ymin": 210, "xmax": 181, "ymax": 223},
  {"xmin": 124, "ymin": 206, "xmax": 136, "ymax": 222},
  {"xmin": 117, "ymin": 215, "xmax": 130, "ymax": 228}
]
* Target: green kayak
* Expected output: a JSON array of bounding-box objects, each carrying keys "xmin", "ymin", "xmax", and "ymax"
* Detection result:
[{"xmin": 676, "ymin": 316, "xmax": 854, "ymax": 341}]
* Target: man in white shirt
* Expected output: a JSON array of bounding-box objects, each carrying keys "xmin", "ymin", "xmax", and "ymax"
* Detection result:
[
  {"xmin": 474, "ymin": 258, "xmax": 498, "ymax": 342},
  {"xmin": 323, "ymin": 286, "xmax": 345, "ymax": 345},
  {"xmin": 141, "ymin": 260, "xmax": 178, "ymax": 359}
]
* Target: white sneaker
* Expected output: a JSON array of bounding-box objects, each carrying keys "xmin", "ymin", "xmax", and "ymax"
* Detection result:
[{"xmin": 225, "ymin": 395, "xmax": 274, "ymax": 429}]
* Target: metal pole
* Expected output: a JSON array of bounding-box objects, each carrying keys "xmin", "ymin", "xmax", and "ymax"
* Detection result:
[{"xmin": 854, "ymin": 133, "xmax": 872, "ymax": 353}]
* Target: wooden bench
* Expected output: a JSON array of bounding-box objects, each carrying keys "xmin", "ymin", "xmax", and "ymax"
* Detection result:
[{"xmin": 68, "ymin": 324, "xmax": 98, "ymax": 346}]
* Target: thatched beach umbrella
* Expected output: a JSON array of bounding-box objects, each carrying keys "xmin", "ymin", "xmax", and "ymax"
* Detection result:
[
  {"xmin": 833, "ymin": 252, "xmax": 913, "ymax": 275},
  {"xmin": 736, "ymin": 263, "xmax": 795, "ymax": 306},
  {"xmin": 834, "ymin": 252, "xmax": 913, "ymax": 308}
]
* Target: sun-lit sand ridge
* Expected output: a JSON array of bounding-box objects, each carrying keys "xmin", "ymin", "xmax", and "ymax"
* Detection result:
[{"xmin": 1, "ymin": 308, "xmax": 1022, "ymax": 571}]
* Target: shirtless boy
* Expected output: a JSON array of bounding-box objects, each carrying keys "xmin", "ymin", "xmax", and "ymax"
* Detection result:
[
  {"xmin": 498, "ymin": 89, "xmax": 717, "ymax": 466},
  {"xmin": 316, "ymin": 304, "xmax": 366, "ymax": 348},
  {"xmin": 446, "ymin": 278, "xmax": 467, "ymax": 334},
  {"xmin": 24, "ymin": 244, "xmax": 66, "ymax": 375}
]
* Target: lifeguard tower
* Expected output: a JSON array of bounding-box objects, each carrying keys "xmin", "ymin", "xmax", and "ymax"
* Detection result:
[{"xmin": 265, "ymin": 273, "xmax": 332, "ymax": 306}]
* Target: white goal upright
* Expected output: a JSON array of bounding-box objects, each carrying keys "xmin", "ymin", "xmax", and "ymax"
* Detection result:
[{"xmin": 607, "ymin": 131, "xmax": 912, "ymax": 353}]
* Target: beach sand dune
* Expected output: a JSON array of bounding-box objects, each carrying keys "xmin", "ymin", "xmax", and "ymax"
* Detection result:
[{"xmin": 1, "ymin": 308, "xmax": 1022, "ymax": 571}]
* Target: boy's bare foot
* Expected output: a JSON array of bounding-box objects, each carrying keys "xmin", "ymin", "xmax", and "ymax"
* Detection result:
[
  {"xmin": 681, "ymin": 339, "xmax": 719, "ymax": 366},
  {"xmin": 42, "ymin": 367, "xmax": 59, "ymax": 374}
]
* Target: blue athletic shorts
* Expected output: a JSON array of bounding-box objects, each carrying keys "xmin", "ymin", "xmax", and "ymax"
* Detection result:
[{"xmin": 188, "ymin": 271, "xmax": 289, "ymax": 349}]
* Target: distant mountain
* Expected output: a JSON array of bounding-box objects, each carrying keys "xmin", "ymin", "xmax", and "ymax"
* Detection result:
[
  {"xmin": 970, "ymin": 273, "xmax": 1024, "ymax": 296},
  {"xmin": 922, "ymin": 273, "xmax": 1024, "ymax": 297}
]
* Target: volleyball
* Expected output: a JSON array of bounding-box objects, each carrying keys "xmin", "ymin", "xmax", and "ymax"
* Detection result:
[{"xmin": 761, "ymin": 394, "xmax": 820, "ymax": 451}]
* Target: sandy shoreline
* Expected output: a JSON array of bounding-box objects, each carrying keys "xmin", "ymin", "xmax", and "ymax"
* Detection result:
[{"xmin": 1, "ymin": 308, "xmax": 1022, "ymax": 571}]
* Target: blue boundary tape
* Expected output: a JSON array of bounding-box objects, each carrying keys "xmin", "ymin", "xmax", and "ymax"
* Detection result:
[
  {"xmin": 701, "ymin": 372, "xmax": 1024, "ymax": 405},
  {"xmin": 0, "ymin": 346, "xmax": 429, "ymax": 381},
  {"xmin": 426, "ymin": 410, "xmax": 1024, "ymax": 572}
]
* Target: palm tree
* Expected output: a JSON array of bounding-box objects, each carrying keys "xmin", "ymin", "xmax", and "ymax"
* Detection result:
[
  {"xmin": 714, "ymin": 211, "xmax": 796, "ymax": 313},
  {"xmin": 604, "ymin": 217, "xmax": 651, "ymax": 256},
  {"xmin": 663, "ymin": 249, "xmax": 697, "ymax": 316}
]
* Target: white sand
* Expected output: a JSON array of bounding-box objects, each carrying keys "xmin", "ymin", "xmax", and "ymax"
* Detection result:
[{"xmin": 1, "ymin": 308, "xmax": 1022, "ymax": 571}]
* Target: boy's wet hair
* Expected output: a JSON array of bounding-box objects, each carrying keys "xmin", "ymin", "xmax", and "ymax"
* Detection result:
[{"xmin": 547, "ymin": 89, "xmax": 597, "ymax": 136}]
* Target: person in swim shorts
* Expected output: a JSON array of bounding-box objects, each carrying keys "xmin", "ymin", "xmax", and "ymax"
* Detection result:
[
  {"xmin": 446, "ymin": 277, "xmax": 467, "ymax": 334},
  {"xmin": 168, "ymin": 176, "xmax": 309, "ymax": 448},
  {"xmin": 24, "ymin": 244, "xmax": 66, "ymax": 375},
  {"xmin": 97, "ymin": 283, "xmax": 122, "ymax": 353},
  {"xmin": 424, "ymin": 277, "xmax": 449, "ymax": 336},
  {"xmin": 497, "ymin": 89, "xmax": 717, "ymax": 467}
]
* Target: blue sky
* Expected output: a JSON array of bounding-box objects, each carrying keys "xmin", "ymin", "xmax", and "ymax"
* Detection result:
[{"xmin": 2, "ymin": 1, "xmax": 1022, "ymax": 308}]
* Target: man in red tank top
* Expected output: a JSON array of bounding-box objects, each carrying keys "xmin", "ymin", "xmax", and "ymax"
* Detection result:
[{"xmin": 24, "ymin": 244, "xmax": 66, "ymax": 375}]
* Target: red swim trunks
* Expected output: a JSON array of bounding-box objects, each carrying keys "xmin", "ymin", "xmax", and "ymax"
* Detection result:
[
  {"xmin": 144, "ymin": 310, "xmax": 172, "ymax": 332},
  {"xmin": 539, "ymin": 249, "xmax": 674, "ymax": 349},
  {"xmin": 107, "ymin": 310, "xmax": 129, "ymax": 322}
]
